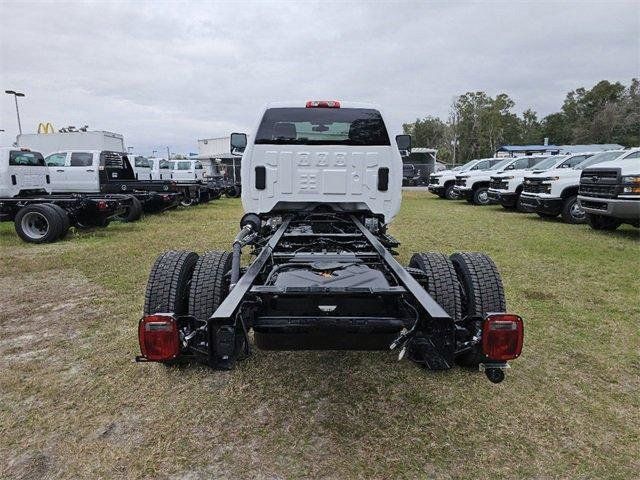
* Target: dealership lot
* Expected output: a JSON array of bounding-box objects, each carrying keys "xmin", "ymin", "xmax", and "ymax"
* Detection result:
[{"xmin": 1, "ymin": 192, "xmax": 637, "ymax": 479}]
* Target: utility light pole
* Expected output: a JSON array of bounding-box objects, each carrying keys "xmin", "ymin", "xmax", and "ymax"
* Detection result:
[{"xmin": 5, "ymin": 90, "xmax": 25, "ymax": 135}]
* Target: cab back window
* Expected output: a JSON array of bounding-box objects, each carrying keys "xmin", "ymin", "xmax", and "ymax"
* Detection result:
[
  {"xmin": 134, "ymin": 156, "xmax": 151, "ymax": 168},
  {"xmin": 9, "ymin": 151, "xmax": 45, "ymax": 166},
  {"xmin": 255, "ymin": 108, "xmax": 390, "ymax": 146},
  {"xmin": 70, "ymin": 152, "xmax": 93, "ymax": 167},
  {"xmin": 100, "ymin": 151, "xmax": 125, "ymax": 168}
]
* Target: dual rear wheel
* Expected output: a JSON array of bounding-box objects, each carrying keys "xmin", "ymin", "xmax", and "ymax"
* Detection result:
[
  {"xmin": 143, "ymin": 250, "xmax": 235, "ymax": 367},
  {"xmin": 14, "ymin": 203, "xmax": 70, "ymax": 243},
  {"xmin": 409, "ymin": 251, "xmax": 506, "ymax": 367}
]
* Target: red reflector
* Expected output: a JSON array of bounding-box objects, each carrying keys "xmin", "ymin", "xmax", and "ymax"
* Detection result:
[
  {"xmin": 482, "ymin": 313, "xmax": 524, "ymax": 361},
  {"xmin": 96, "ymin": 200, "xmax": 108, "ymax": 211},
  {"xmin": 306, "ymin": 100, "xmax": 341, "ymax": 108},
  {"xmin": 138, "ymin": 314, "xmax": 180, "ymax": 361}
]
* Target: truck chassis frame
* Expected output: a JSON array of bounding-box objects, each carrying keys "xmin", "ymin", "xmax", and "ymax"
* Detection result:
[{"xmin": 139, "ymin": 209, "xmax": 522, "ymax": 382}]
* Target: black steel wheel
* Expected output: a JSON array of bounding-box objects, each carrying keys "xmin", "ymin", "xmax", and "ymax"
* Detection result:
[
  {"xmin": 14, "ymin": 204, "xmax": 63, "ymax": 244},
  {"xmin": 450, "ymin": 252, "xmax": 506, "ymax": 367},
  {"xmin": 408, "ymin": 253, "xmax": 462, "ymax": 321},
  {"xmin": 144, "ymin": 250, "xmax": 199, "ymax": 316}
]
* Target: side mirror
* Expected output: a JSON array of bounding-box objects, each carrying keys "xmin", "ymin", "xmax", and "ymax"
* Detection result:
[
  {"xmin": 230, "ymin": 132, "xmax": 247, "ymax": 156},
  {"xmin": 395, "ymin": 134, "xmax": 412, "ymax": 156}
]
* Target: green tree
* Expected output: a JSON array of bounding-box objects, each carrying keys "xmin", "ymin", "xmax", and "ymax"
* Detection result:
[{"xmin": 520, "ymin": 109, "xmax": 542, "ymax": 144}]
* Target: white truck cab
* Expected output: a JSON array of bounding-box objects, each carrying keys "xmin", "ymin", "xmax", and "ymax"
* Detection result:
[
  {"xmin": 146, "ymin": 157, "xmax": 173, "ymax": 180},
  {"xmin": 237, "ymin": 100, "xmax": 403, "ymax": 224},
  {"xmin": 0, "ymin": 147, "xmax": 51, "ymax": 198},
  {"xmin": 578, "ymin": 148, "xmax": 640, "ymax": 230},
  {"xmin": 129, "ymin": 155, "xmax": 153, "ymax": 181},
  {"xmin": 45, "ymin": 150, "xmax": 106, "ymax": 192},
  {"xmin": 453, "ymin": 157, "xmax": 521, "ymax": 205},
  {"xmin": 170, "ymin": 159, "xmax": 205, "ymax": 182},
  {"xmin": 520, "ymin": 149, "xmax": 626, "ymax": 223}
]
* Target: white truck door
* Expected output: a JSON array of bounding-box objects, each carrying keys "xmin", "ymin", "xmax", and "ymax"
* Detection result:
[
  {"xmin": 67, "ymin": 152, "xmax": 98, "ymax": 192},
  {"xmin": 45, "ymin": 152, "xmax": 69, "ymax": 191}
]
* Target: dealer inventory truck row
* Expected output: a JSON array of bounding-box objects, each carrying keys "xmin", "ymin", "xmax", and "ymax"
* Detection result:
[
  {"xmin": 136, "ymin": 101, "xmax": 524, "ymax": 383},
  {"xmin": 520, "ymin": 150, "xmax": 626, "ymax": 223},
  {"xmin": 488, "ymin": 154, "xmax": 588, "ymax": 211},
  {"xmin": 578, "ymin": 148, "xmax": 640, "ymax": 230},
  {"xmin": 454, "ymin": 156, "xmax": 546, "ymax": 205}
]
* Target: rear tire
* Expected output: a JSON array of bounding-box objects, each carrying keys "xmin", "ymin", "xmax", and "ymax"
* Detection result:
[
  {"xmin": 44, "ymin": 204, "xmax": 70, "ymax": 239},
  {"xmin": 144, "ymin": 250, "xmax": 199, "ymax": 316},
  {"xmin": 188, "ymin": 251, "xmax": 233, "ymax": 322},
  {"xmin": 561, "ymin": 195, "xmax": 586, "ymax": 224},
  {"xmin": 14, "ymin": 204, "xmax": 63, "ymax": 244},
  {"xmin": 408, "ymin": 253, "xmax": 462, "ymax": 321},
  {"xmin": 450, "ymin": 252, "xmax": 506, "ymax": 367},
  {"xmin": 586, "ymin": 213, "xmax": 621, "ymax": 231},
  {"xmin": 115, "ymin": 196, "xmax": 143, "ymax": 222}
]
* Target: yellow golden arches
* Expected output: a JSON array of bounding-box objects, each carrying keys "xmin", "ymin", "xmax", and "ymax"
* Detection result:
[{"xmin": 37, "ymin": 122, "xmax": 55, "ymax": 134}]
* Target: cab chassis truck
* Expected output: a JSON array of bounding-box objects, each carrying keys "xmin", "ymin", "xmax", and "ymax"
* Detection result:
[{"xmin": 137, "ymin": 101, "xmax": 523, "ymax": 383}]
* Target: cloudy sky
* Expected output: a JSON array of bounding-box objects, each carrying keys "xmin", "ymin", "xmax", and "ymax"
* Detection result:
[{"xmin": 1, "ymin": 0, "xmax": 638, "ymax": 155}]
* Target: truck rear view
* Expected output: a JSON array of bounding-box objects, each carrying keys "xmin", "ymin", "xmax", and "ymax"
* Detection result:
[{"xmin": 137, "ymin": 101, "xmax": 524, "ymax": 383}]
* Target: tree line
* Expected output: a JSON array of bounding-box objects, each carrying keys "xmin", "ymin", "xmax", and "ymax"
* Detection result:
[{"xmin": 403, "ymin": 79, "xmax": 639, "ymax": 164}]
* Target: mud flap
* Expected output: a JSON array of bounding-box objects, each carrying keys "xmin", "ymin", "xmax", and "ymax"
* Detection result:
[{"xmin": 408, "ymin": 323, "xmax": 456, "ymax": 370}]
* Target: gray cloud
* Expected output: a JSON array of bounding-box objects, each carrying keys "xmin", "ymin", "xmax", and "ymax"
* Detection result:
[{"xmin": 1, "ymin": 0, "xmax": 638, "ymax": 155}]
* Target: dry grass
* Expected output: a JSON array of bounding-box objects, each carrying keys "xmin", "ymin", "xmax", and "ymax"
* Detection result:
[{"xmin": 0, "ymin": 191, "xmax": 638, "ymax": 479}]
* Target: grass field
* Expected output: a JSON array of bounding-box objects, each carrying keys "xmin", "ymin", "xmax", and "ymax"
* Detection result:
[{"xmin": 1, "ymin": 191, "xmax": 638, "ymax": 479}]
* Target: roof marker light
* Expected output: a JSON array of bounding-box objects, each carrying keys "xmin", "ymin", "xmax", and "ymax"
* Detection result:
[{"xmin": 306, "ymin": 100, "xmax": 341, "ymax": 108}]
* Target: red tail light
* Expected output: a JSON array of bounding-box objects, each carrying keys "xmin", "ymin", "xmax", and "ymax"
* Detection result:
[
  {"xmin": 96, "ymin": 200, "xmax": 109, "ymax": 211},
  {"xmin": 482, "ymin": 313, "xmax": 523, "ymax": 361},
  {"xmin": 306, "ymin": 100, "xmax": 340, "ymax": 108},
  {"xmin": 138, "ymin": 314, "xmax": 180, "ymax": 361}
]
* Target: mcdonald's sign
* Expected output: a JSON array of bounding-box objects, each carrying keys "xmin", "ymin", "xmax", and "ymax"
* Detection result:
[{"xmin": 37, "ymin": 122, "xmax": 55, "ymax": 134}]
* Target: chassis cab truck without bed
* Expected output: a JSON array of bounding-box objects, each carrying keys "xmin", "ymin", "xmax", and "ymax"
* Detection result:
[
  {"xmin": 0, "ymin": 147, "xmax": 128, "ymax": 243},
  {"xmin": 138, "ymin": 101, "xmax": 524, "ymax": 383}
]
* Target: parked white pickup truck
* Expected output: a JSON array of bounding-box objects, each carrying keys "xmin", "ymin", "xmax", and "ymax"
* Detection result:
[
  {"xmin": 519, "ymin": 149, "xmax": 626, "ymax": 223},
  {"xmin": 454, "ymin": 157, "xmax": 536, "ymax": 205},
  {"xmin": 428, "ymin": 159, "xmax": 500, "ymax": 200},
  {"xmin": 578, "ymin": 148, "xmax": 640, "ymax": 230},
  {"xmin": 487, "ymin": 155, "xmax": 587, "ymax": 211}
]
